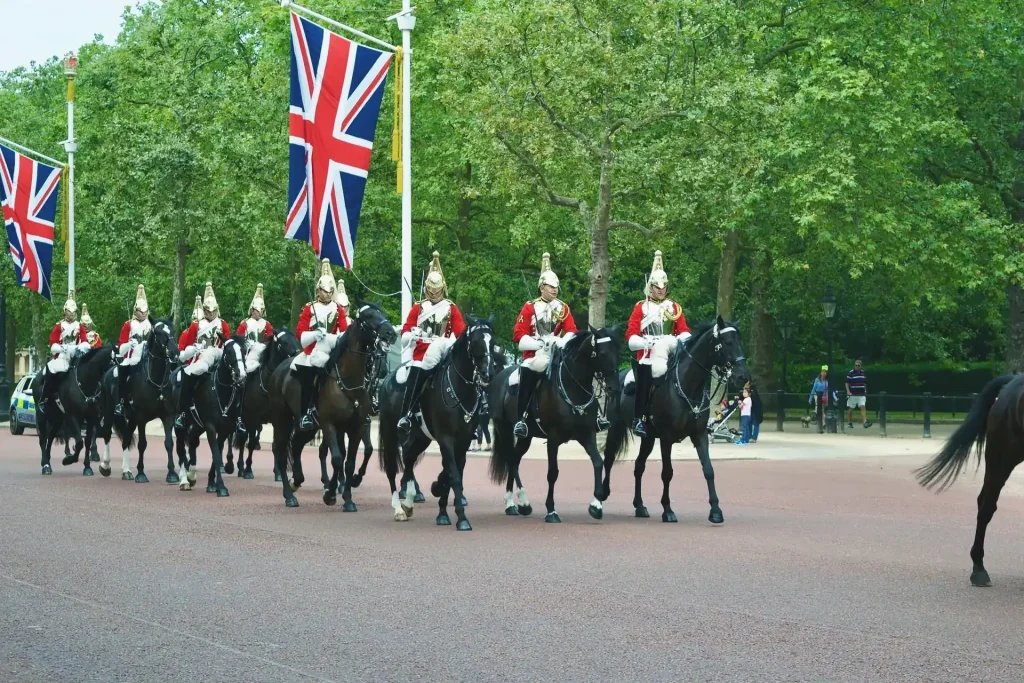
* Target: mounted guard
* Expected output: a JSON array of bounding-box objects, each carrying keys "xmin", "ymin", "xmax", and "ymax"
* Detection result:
[
  {"xmin": 625, "ymin": 250, "xmax": 691, "ymax": 437},
  {"xmin": 175, "ymin": 282, "xmax": 232, "ymax": 428},
  {"xmin": 81, "ymin": 305, "xmax": 102, "ymax": 348},
  {"xmin": 114, "ymin": 285, "xmax": 154, "ymax": 417},
  {"xmin": 38, "ymin": 290, "xmax": 90, "ymax": 413},
  {"xmin": 397, "ymin": 251, "xmax": 467, "ymax": 436},
  {"xmin": 336, "ymin": 278, "xmax": 351, "ymax": 323},
  {"xmin": 292, "ymin": 258, "xmax": 348, "ymax": 432},
  {"xmin": 236, "ymin": 283, "xmax": 274, "ymax": 374},
  {"xmin": 511, "ymin": 252, "xmax": 578, "ymax": 437}
]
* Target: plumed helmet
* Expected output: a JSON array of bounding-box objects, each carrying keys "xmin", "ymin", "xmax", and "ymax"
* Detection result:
[
  {"xmin": 191, "ymin": 295, "xmax": 202, "ymax": 322},
  {"xmin": 538, "ymin": 252, "xmax": 559, "ymax": 289},
  {"xmin": 315, "ymin": 258, "xmax": 336, "ymax": 296},
  {"xmin": 335, "ymin": 278, "xmax": 350, "ymax": 309},
  {"xmin": 202, "ymin": 282, "xmax": 218, "ymax": 315},
  {"xmin": 80, "ymin": 303, "xmax": 94, "ymax": 330},
  {"xmin": 63, "ymin": 289, "xmax": 77, "ymax": 316},
  {"xmin": 250, "ymin": 283, "xmax": 265, "ymax": 315},
  {"xmin": 424, "ymin": 251, "xmax": 446, "ymax": 298},
  {"xmin": 646, "ymin": 250, "xmax": 668, "ymax": 296},
  {"xmin": 134, "ymin": 284, "xmax": 149, "ymax": 315}
]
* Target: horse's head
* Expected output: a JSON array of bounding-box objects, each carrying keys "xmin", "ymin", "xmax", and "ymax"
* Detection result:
[
  {"xmin": 463, "ymin": 315, "xmax": 496, "ymax": 387},
  {"xmin": 710, "ymin": 315, "xmax": 747, "ymax": 383},
  {"xmin": 352, "ymin": 302, "xmax": 398, "ymax": 347},
  {"xmin": 222, "ymin": 336, "xmax": 248, "ymax": 386},
  {"xmin": 272, "ymin": 327, "xmax": 302, "ymax": 359},
  {"xmin": 589, "ymin": 324, "xmax": 622, "ymax": 393},
  {"xmin": 150, "ymin": 318, "xmax": 179, "ymax": 364}
]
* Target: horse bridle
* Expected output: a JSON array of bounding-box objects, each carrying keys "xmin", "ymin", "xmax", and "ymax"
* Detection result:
[
  {"xmin": 675, "ymin": 324, "xmax": 744, "ymax": 415},
  {"xmin": 143, "ymin": 324, "xmax": 175, "ymax": 392},
  {"xmin": 213, "ymin": 340, "xmax": 245, "ymax": 414},
  {"xmin": 555, "ymin": 332, "xmax": 607, "ymax": 416},
  {"xmin": 330, "ymin": 307, "xmax": 392, "ymax": 395},
  {"xmin": 73, "ymin": 350, "xmax": 109, "ymax": 404},
  {"xmin": 440, "ymin": 324, "xmax": 493, "ymax": 423}
]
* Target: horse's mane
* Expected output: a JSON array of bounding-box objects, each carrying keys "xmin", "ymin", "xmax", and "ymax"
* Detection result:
[
  {"xmin": 447, "ymin": 316, "xmax": 493, "ymax": 362},
  {"xmin": 80, "ymin": 343, "xmax": 113, "ymax": 365}
]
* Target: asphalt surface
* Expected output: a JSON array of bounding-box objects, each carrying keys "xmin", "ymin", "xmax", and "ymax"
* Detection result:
[{"xmin": 2, "ymin": 430, "xmax": 1023, "ymax": 682}]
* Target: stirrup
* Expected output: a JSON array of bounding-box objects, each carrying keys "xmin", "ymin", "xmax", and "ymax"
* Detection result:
[
  {"xmin": 174, "ymin": 412, "xmax": 186, "ymax": 428},
  {"xmin": 632, "ymin": 418, "xmax": 647, "ymax": 437},
  {"xmin": 114, "ymin": 402, "xmax": 124, "ymax": 416},
  {"xmin": 596, "ymin": 416, "xmax": 610, "ymax": 432},
  {"xmin": 513, "ymin": 420, "xmax": 528, "ymax": 437},
  {"xmin": 398, "ymin": 414, "xmax": 412, "ymax": 432},
  {"xmin": 298, "ymin": 410, "xmax": 318, "ymax": 432},
  {"xmin": 236, "ymin": 417, "xmax": 246, "ymax": 434}
]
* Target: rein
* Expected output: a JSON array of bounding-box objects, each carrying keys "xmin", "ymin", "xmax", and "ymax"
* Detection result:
[
  {"xmin": 673, "ymin": 327, "xmax": 743, "ymax": 416},
  {"xmin": 74, "ymin": 355, "xmax": 106, "ymax": 404},
  {"xmin": 439, "ymin": 325, "xmax": 492, "ymax": 423},
  {"xmin": 554, "ymin": 334, "xmax": 600, "ymax": 416}
]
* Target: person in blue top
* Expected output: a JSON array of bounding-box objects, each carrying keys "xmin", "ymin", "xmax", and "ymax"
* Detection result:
[{"xmin": 808, "ymin": 365, "xmax": 836, "ymax": 433}]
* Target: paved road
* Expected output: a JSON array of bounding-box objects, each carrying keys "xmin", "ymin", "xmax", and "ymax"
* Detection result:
[{"xmin": 2, "ymin": 430, "xmax": 1023, "ymax": 682}]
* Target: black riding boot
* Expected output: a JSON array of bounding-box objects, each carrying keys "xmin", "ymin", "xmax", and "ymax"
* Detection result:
[
  {"xmin": 297, "ymin": 366, "xmax": 318, "ymax": 432},
  {"xmin": 175, "ymin": 373, "xmax": 195, "ymax": 429},
  {"xmin": 397, "ymin": 367, "xmax": 425, "ymax": 435},
  {"xmin": 114, "ymin": 365, "xmax": 132, "ymax": 417},
  {"xmin": 632, "ymin": 365, "xmax": 653, "ymax": 437},
  {"xmin": 39, "ymin": 369, "xmax": 62, "ymax": 414},
  {"xmin": 514, "ymin": 368, "xmax": 537, "ymax": 438}
]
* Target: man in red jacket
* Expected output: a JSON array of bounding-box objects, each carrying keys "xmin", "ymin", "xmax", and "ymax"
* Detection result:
[
  {"xmin": 38, "ymin": 290, "xmax": 89, "ymax": 413},
  {"xmin": 291, "ymin": 259, "xmax": 348, "ymax": 432},
  {"xmin": 511, "ymin": 252, "xmax": 578, "ymax": 437},
  {"xmin": 397, "ymin": 251, "xmax": 466, "ymax": 436},
  {"xmin": 625, "ymin": 250, "xmax": 691, "ymax": 437},
  {"xmin": 81, "ymin": 304, "xmax": 102, "ymax": 348},
  {"xmin": 236, "ymin": 283, "xmax": 273, "ymax": 374},
  {"xmin": 175, "ymin": 282, "xmax": 232, "ymax": 429},
  {"xmin": 114, "ymin": 285, "xmax": 154, "ymax": 417}
]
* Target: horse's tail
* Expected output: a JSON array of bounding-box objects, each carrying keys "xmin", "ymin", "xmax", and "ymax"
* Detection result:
[
  {"xmin": 916, "ymin": 374, "xmax": 1014, "ymax": 491},
  {"xmin": 233, "ymin": 430, "xmax": 247, "ymax": 449}
]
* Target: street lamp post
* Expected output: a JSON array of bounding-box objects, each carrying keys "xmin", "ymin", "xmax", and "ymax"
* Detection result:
[
  {"xmin": 779, "ymin": 319, "xmax": 794, "ymax": 391},
  {"xmin": 63, "ymin": 52, "xmax": 78, "ymax": 293},
  {"xmin": 821, "ymin": 286, "xmax": 837, "ymax": 433}
]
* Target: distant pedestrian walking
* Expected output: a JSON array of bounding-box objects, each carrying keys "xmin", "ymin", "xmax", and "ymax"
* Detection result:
[{"xmin": 845, "ymin": 360, "xmax": 873, "ymax": 429}]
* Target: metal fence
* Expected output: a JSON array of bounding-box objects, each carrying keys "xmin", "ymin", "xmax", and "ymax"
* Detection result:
[{"xmin": 762, "ymin": 391, "xmax": 978, "ymax": 438}]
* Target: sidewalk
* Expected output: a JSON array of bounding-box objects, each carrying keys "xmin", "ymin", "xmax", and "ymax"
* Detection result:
[{"xmin": 138, "ymin": 417, "xmax": 954, "ymax": 463}]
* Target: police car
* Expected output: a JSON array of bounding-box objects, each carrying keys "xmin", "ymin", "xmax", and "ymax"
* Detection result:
[{"xmin": 9, "ymin": 373, "xmax": 36, "ymax": 435}]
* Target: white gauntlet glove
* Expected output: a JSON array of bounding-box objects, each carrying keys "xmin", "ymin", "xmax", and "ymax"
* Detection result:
[
  {"xmin": 300, "ymin": 331, "xmax": 319, "ymax": 347},
  {"xmin": 50, "ymin": 343, "xmax": 64, "ymax": 355},
  {"xmin": 518, "ymin": 335, "xmax": 543, "ymax": 352},
  {"xmin": 628, "ymin": 335, "xmax": 648, "ymax": 352},
  {"xmin": 180, "ymin": 345, "xmax": 198, "ymax": 362}
]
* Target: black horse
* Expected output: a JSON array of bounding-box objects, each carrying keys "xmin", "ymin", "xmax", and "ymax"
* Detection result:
[
  {"xmin": 228, "ymin": 328, "xmax": 301, "ymax": 481},
  {"xmin": 602, "ymin": 318, "xmax": 748, "ymax": 523},
  {"xmin": 916, "ymin": 374, "xmax": 1024, "ymax": 587},
  {"xmin": 33, "ymin": 345, "xmax": 117, "ymax": 476},
  {"xmin": 102, "ymin": 319, "xmax": 181, "ymax": 483},
  {"xmin": 269, "ymin": 303, "xmax": 397, "ymax": 508},
  {"xmin": 318, "ymin": 415, "xmax": 383, "ymax": 493},
  {"xmin": 379, "ymin": 317, "xmax": 496, "ymax": 530},
  {"xmin": 172, "ymin": 337, "xmax": 247, "ymax": 496},
  {"xmin": 489, "ymin": 327, "xmax": 621, "ymax": 523}
]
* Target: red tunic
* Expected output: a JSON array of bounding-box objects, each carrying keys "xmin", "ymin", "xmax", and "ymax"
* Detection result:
[
  {"xmin": 295, "ymin": 303, "xmax": 347, "ymax": 355},
  {"xmin": 86, "ymin": 331, "xmax": 103, "ymax": 348},
  {"xmin": 625, "ymin": 300, "xmax": 690, "ymax": 361},
  {"xmin": 49, "ymin": 321, "xmax": 88, "ymax": 358},
  {"xmin": 512, "ymin": 299, "xmax": 578, "ymax": 360},
  {"xmin": 401, "ymin": 301, "xmax": 466, "ymax": 361},
  {"xmin": 236, "ymin": 319, "xmax": 274, "ymax": 341},
  {"xmin": 178, "ymin": 319, "xmax": 232, "ymax": 365}
]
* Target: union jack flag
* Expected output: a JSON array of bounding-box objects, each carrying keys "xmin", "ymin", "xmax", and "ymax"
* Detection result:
[
  {"xmin": 286, "ymin": 12, "xmax": 393, "ymax": 270},
  {"xmin": 1, "ymin": 143, "xmax": 61, "ymax": 300}
]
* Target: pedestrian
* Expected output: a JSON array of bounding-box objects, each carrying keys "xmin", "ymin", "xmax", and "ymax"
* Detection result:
[
  {"xmin": 736, "ymin": 386, "xmax": 752, "ymax": 445},
  {"xmin": 748, "ymin": 382, "xmax": 763, "ymax": 443},
  {"xmin": 471, "ymin": 393, "xmax": 491, "ymax": 452},
  {"xmin": 808, "ymin": 365, "xmax": 836, "ymax": 434},
  {"xmin": 845, "ymin": 359, "xmax": 873, "ymax": 428}
]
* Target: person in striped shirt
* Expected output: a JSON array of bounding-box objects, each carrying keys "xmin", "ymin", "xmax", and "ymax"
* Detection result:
[{"xmin": 845, "ymin": 360, "xmax": 873, "ymax": 428}]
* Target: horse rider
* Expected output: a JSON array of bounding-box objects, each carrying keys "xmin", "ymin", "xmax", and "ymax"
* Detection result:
[
  {"xmin": 175, "ymin": 282, "xmax": 232, "ymax": 429},
  {"xmin": 81, "ymin": 304, "xmax": 103, "ymax": 348},
  {"xmin": 292, "ymin": 259, "xmax": 348, "ymax": 432},
  {"xmin": 625, "ymin": 250, "xmax": 691, "ymax": 437},
  {"xmin": 397, "ymin": 251, "xmax": 466, "ymax": 436},
  {"xmin": 511, "ymin": 252, "xmax": 579, "ymax": 438},
  {"xmin": 114, "ymin": 285, "xmax": 154, "ymax": 417},
  {"xmin": 236, "ymin": 284, "xmax": 273, "ymax": 375},
  {"xmin": 37, "ymin": 290, "xmax": 90, "ymax": 413},
  {"xmin": 336, "ymin": 277, "xmax": 351, "ymax": 324}
]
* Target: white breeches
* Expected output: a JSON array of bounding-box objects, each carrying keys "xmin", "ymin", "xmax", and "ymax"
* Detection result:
[
  {"xmin": 184, "ymin": 346, "xmax": 222, "ymax": 376},
  {"xmin": 645, "ymin": 336, "xmax": 678, "ymax": 378},
  {"xmin": 244, "ymin": 342, "xmax": 266, "ymax": 374},
  {"xmin": 46, "ymin": 356, "xmax": 70, "ymax": 374},
  {"xmin": 521, "ymin": 348, "xmax": 551, "ymax": 373},
  {"xmin": 291, "ymin": 334, "xmax": 338, "ymax": 370},
  {"xmin": 411, "ymin": 337, "xmax": 454, "ymax": 372}
]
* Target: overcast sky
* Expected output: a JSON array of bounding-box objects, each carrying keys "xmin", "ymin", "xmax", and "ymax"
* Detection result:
[{"xmin": 0, "ymin": 0, "xmax": 132, "ymax": 72}]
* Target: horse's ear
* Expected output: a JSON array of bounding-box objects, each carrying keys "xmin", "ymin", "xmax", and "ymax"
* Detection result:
[
  {"xmin": 609, "ymin": 323, "xmax": 619, "ymax": 336},
  {"xmin": 487, "ymin": 313, "xmax": 494, "ymax": 324},
  {"xmin": 717, "ymin": 314, "xmax": 726, "ymax": 328}
]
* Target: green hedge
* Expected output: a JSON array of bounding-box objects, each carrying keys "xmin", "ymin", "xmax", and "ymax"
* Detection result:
[{"xmin": 779, "ymin": 361, "xmax": 1002, "ymax": 396}]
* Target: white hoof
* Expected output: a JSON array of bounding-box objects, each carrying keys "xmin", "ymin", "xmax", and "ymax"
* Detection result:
[
  {"xmin": 186, "ymin": 466, "xmax": 197, "ymax": 485},
  {"xmin": 394, "ymin": 509, "xmax": 408, "ymax": 522},
  {"xmin": 179, "ymin": 481, "xmax": 192, "ymax": 491}
]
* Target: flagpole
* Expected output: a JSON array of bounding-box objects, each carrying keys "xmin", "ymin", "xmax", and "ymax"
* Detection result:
[
  {"xmin": 0, "ymin": 136, "xmax": 64, "ymax": 167},
  {"xmin": 63, "ymin": 53, "xmax": 78, "ymax": 293},
  {"xmin": 392, "ymin": 3, "xmax": 415, "ymax": 319},
  {"xmin": 282, "ymin": 1, "xmax": 397, "ymax": 52}
]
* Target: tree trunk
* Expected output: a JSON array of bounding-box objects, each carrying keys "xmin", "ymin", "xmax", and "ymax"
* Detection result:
[
  {"xmin": 749, "ymin": 252, "xmax": 775, "ymax": 391},
  {"xmin": 588, "ymin": 158, "xmax": 613, "ymax": 327},
  {"xmin": 172, "ymin": 237, "xmax": 187, "ymax": 333},
  {"xmin": 716, "ymin": 228, "xmax": 740, "ymax": 320},
  {"xmin": 31, "ymin": 303, "xmax": 44, "ymax": 371},
  {"xmin": 1007, "ymin": 279, "xmax": 1024, "ymax": 374},
  {"xmin": 289, "ymin": 247, "xmax": 305, "ymax": 326}
]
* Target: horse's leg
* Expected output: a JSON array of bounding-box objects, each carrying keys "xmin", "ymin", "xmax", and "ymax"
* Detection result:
[
  {"xmin": 243, "ymin": 432, "xmax": 256, "ymax": 479},
  {"xmin": 579, "ymin": 432, "xmax": 604, "ymax": 521},
  {"xmin": 632, "ymin": 436, "xmax": 657, "ymax": 518},
  {"xmin": 81, "ymin": 420, "xmax": 94, "ymax": 476},
  {"xmin": 98, "ymin": 418, "xmax": 113, "ymax": 477},
  {"xmin": 207, "ymin": 424, "xmax": 229, "ymax": 497},
  {"xmin": 513, "ymin": 471, "xmax": 532, "ymax": 516},
  {"xmin": 62, "ymin": 415, "xmax": 81, "ymax": 466},
  {"xmin": 120, "ymin": 423, "xmax": 135, "ymax": 481},
  {"xmin": 134, "ymin": 429, "xmax": 149, "ymax": 483},
  {"xmin": 352, "ymin": 419, "xmax": 373, "ymax": 487},
  {"xmin": 288, "ymin": 432, "xmax": 307, "ymax": 490},
  {"xmin": 163, "ymin": 417, "xmax": 179, "ymax": 484},
  {"xmin": 340, "ymin": 429, "xmax": 360, "ymax": 512},
  {"xmin": 273, "ymin": 425, "xmax": 298, "ymax": 507},
  {"xmin": 320, "ymin": 427, "xmax": 340, "ymax": 506},
  {"xmin": 38, "ymin": 411, "xmax": 53, "ymax": 475},
  {"xmin": 319, "ymin": 440, "xmax": 330, "ymax": 488},
  {"xmin": 969, "ymin": 448, "xmax": 1016, "ymax": 587},
  {"xmin": 435, "ymin": 467, "xmax": 452, "ymax": 524},
  {"xmin": 692, "ymin": 431, "xmax": 723, "ymax": 524},
  {"xmin": 446, "ymin": 439, "xmax": 471, "ymax": 531},
  {"xmin": 397, "ymin": 441, "xmax": 419, "ymax": 520},
  {"xmin": 544, "ymin": 440, "xmax": 561, "ymax": 523},
  {"xmin": 659, "ymin": 437, "xmax": 677, "ymax": 523},
  {"xmin": 175, "ymin": 424, "xmax": 191, "ymax": 490}
]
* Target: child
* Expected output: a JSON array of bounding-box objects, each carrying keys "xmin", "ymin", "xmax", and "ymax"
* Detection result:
[{"xmin": 736, "ymin": 387, "xmax": 753, "ymax": 445}]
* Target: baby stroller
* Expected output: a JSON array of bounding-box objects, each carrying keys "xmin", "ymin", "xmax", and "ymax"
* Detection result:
[{"xmin": 709, "ymin": 397, "xmax": 742, "ymax": 444}]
